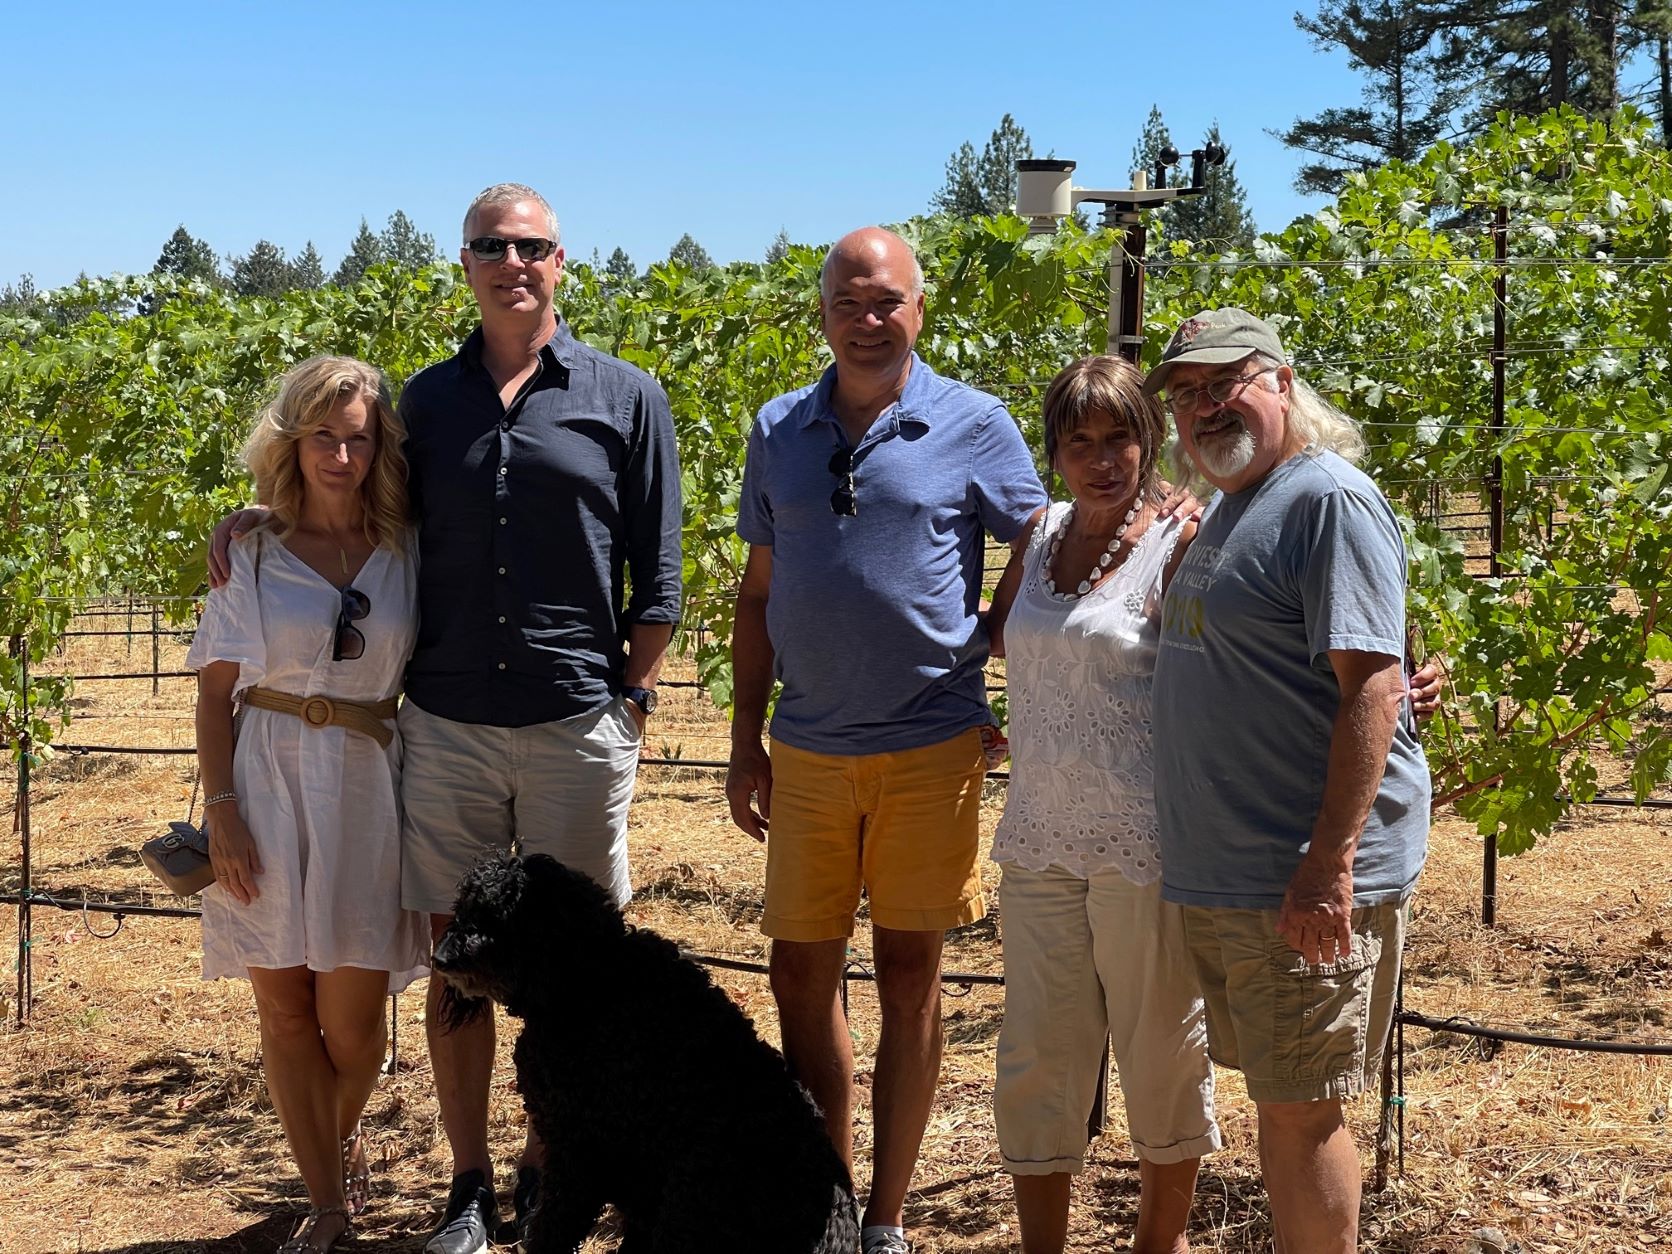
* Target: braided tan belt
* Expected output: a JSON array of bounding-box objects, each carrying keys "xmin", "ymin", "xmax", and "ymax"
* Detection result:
[{"xmin": 243, "ymin": 687, "xmax": 399, "ymax": 749}]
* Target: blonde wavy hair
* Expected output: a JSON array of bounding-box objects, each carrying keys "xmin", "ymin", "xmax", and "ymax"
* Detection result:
[{"xmin": 241, "ymin": 356, "xmax": 409, "ymax": 551}]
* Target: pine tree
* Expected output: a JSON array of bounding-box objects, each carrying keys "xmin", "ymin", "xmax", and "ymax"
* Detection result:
[
  {"xmin": 140, "ymin": 226, "xmax": 222, "ymax": 313},
  {"xmin": 1635, "ymin": 1, "xmax": 1672, "ymax": 143},
  {"xmin": 1131, "ymin": 105, "xmax": 1176, "ymax": 187},
  {"xmin": 1169, "ymin": 125, "xmax": 1257, "ymax": 249},
  {"xmin": 379, "ymin": 210, "xmax": 437, "ymax": 270},
  {"xmin": 0, "ymin": 273, "xmax": 42, "ymax": 315},
  {"xmin": 932, "ymin": 141, "xmax": 985, "ymax": 217},
  {"xmin": 1281, "ymin": 1, "xmax": 1639, "ymax": 188},
  {"xmin": 931, "ymin": 114, "xmax": 1035, "ymax": 218},
  {"xmin": 764, "ymin": 228, "xmax": 792, "ymax": 264},
  {"xmin": 1278, "ymin": 2, "xmax": 1473, "ymax": 195},
  {"xmin": 666, "ymin": 233, "xmax": 715, "ymax": 274},
  {"xmin": 151, "ymin": 226, "xmax": 222, "ymax": 285},
  {"xmin": 229, "ymin": 241, "xmax": 292, "ymax": 298},
  {"xmin": 289, "ymin": 242, "xmax": 325, "ymax": 291},
  {"xmin": 333, "ymin": 218, "xmax": 384, "ymax": 287},
  {"xmin": 604, "ymin": 247, "xmax": 638, "ymax": 288}
]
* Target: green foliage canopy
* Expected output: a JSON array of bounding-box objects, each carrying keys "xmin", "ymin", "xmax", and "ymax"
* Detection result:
[{"xmin": 2, "ymin": 108, "xmax": 1667, "ymax": 855}]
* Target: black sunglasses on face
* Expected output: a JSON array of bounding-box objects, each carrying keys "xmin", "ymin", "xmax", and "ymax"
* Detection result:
[
  {"xmin": 333, "ymin": 587, "xmax": 370, "ymax": 662},
  {"xmin": 828, "ymin": 448, "xmax": 857, "ymax": 516},
  {"xmin": 466, "ymin": 236, "xmax": 558, "ymax": 263}
]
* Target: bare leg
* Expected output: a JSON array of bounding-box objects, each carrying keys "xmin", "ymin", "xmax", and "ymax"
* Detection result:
[
  {"xmin": 769, "ymin": 937, "xmax": 853, "ymax": 1172},
  {"xmin": 427, "ymin": 912, "xmax": 496, "ymax": 1182},
  {"xmin": 1012, "ymin": 1172, "xmax": 1071, "ymax": 1254},
  {"xmin": 314, "ymin": 966, "xmax": 391, "ymax": 1139},
  {"xmin": 1257, "ymin": 1099, "xmax": 1358, "ymax": 1254},
  {"xmin": 1134, "ymin": 1157, "xmax": 1199, "ymax": 1254},
  {"xmin": 864, "ymin": 925, "xmax": 944, "ymax": 1230},
  {"xmin": 249, "ymin": 966, "xmax": 351, "ymax": 1249}
]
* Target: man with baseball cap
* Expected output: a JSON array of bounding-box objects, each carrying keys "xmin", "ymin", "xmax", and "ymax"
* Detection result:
[{"xmin": 1145, "ymin": 307, "xmax": 1430, "ymax": 1253}]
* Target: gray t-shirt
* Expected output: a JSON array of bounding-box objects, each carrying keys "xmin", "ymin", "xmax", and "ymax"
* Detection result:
[{"xmin": 1153, "ymin": 450, "xmax": 1430, "ymax": 908}]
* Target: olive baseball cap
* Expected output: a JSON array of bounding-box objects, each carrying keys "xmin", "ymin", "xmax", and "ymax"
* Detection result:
[{"xmin": 1142, "ymin": 307, "xmax": 1288, "ymax": 396}]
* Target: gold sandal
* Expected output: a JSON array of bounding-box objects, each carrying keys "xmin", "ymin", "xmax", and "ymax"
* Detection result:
[
  {"xmin": 277, "ymin": 1205, "xmax": 351, "ymax": 1254},
  {"xmin": 341, "ymin": 1126, "xmax": 371, "ymax": 1216}
]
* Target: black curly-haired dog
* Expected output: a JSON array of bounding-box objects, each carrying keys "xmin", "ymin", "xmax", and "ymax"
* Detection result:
[{"xmin": 433, "ymin": 852, "xmax": 860, "ymax": 1254}]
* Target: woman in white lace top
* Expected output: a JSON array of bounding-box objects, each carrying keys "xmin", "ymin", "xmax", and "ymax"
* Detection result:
[{"xmin": 987, "ymin": 356, "xmax": 1217, "ymax": 1253}]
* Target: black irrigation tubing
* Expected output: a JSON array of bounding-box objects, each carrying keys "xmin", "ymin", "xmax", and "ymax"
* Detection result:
[
  {"xmin": 19, "ymin": 895, "xmax": 1672, "ymax": 1028},
  {"xmin": 682, "ymin": 949, "xmax": 1003, "ymax": 987},
  {"xmin": 59, "ymin": 630, "xmax": 192, "ymax": 640},
  {"xmin": 37, "ymin": 671, "xmax": 196, "ymax": 682},
  {"xmin": 52, "ymin": 744, "xmax": 196, "ymax": 756},
  {"xmin": 1396, "ymin": 1010, "xmax": 1672, "ymax": 1056},
  {"xmin": 1, "ymin": 889, "xmax": 202, "ymax": 920},
  {"xmin": 0, "ymin": 890, "xmax": 1007, "ymax": 987}
]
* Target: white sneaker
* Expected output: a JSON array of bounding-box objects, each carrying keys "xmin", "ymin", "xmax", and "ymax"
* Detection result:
[{"xmin": 861, "ymin": 1230, "xmax": 912, "ymax": 1254}]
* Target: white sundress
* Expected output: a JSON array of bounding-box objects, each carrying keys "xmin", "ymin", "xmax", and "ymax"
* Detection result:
[
  {"xmin": 186, "ymin": 530, "xmax": 429, "ymax": 990},
  {"xmin": 991, "ymin": 502, "xmax": 1184, "ymax": 884}
]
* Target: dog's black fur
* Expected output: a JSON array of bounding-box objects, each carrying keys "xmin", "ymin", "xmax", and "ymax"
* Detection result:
[{"xmin": 433, "ymin": 853, "xmax": 861, "ymax": 1254}]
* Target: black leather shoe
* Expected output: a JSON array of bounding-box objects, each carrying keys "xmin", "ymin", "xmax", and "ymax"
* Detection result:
[
  {"xmin": 424, "ymin": 1170, "xmax": 500, "ymax": 1254},
  {"xmin": 509, "ymin": 1163, "xmax": 542, "ymax": 1240}
]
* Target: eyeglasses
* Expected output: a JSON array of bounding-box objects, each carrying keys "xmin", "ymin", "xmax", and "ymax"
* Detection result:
[
  {"xmin": 333, "ymin": 587, "xmax": 370, "ymax": 662},
  {"xmin": 828, "ymin": 448, "xmax": 857, "ymax": 516},
  {"xmin": 466, "ymin": 236, "xmax": 558, "ymax": 263},
  {"xmin": 1164, "ymin": 365, "xmax": 1280, "ymax": 417}
]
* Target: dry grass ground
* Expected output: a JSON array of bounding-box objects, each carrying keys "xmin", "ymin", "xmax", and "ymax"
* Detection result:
[{"xmin": 2, "ymin": 621, "xmax": 1669, "ymax": 1253}]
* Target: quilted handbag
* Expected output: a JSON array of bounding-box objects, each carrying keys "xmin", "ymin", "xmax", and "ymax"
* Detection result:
[{"xmin": 140, "ymin": 820, "xmax": 215, "ymax": 897}]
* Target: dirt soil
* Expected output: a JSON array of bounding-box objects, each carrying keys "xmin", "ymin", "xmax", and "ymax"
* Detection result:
[{"xmin": 2, "ymin": 622, "xmax": 1669, "ymax": 1253}]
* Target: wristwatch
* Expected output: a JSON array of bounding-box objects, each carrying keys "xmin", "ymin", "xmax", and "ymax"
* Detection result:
[{"xmin": 623, "ymin": 686, "xmax": 659, "ymax": 717}]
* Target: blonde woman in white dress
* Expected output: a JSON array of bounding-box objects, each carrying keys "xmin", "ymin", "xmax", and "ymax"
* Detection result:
[{"xmin": 189, "ymin": 356, "xmax": 428, "ymax": 1254}]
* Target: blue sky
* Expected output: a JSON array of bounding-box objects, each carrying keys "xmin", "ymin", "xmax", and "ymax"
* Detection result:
[{"xmin": 7, "ymin": 1, "xmax": 1384, "ymax": 290}]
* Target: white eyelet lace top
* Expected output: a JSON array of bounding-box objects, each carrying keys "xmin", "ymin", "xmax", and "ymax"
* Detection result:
[{"xmin": 991, "ymin": 500, "xmax": 1184, "ymax": 884}]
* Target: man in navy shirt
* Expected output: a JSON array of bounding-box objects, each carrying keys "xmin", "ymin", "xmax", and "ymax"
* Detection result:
[
  {"xmin": 397, "ymin": 183, "xmax": 681, "ymax": 1254},
  {"xmin": 727, "ymin": 227, "xmax": 1046, "ymax": 1254}
]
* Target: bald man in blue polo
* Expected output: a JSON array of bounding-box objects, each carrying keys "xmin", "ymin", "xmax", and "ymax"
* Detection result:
[{"xmin": 725, "ymin": 227, "xmax": 1046, "ymax": 1254}]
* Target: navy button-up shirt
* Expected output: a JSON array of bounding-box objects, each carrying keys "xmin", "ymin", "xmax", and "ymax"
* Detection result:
[{"xmin": 398, "ymin": 319, "xmax": 682, "ymax": 727}]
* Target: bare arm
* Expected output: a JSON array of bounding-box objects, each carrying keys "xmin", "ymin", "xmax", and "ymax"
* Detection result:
[
  {"xmin": 1276, "ymin": 649, "xmax": 1404, "ymax": 965},
  {"xmin": 987, "ymin": 510, "xmax": 1044, "ymax": 659},
  {"xmin": 195, "ymin": 661, "xmax": 263, "ymax": 904},
  {"xmin": 725, "ymin": 545, "xmax": 775, "ymax": 841}
]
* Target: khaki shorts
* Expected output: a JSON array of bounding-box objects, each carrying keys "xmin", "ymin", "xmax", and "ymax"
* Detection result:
[
  {"xmin": 995, "ymin": 864, "xmax": 1221, "ymax": 1172},
  {"xmin": 399, "ymin": 697, "xmax": 640, "ymax": 916},
  {"xmin": 1180, "ymin": 900, "xmax": 1406, "ymax": 1105},
  {"xmin": 762, "ymin": 729, "xmax": 988, "ymax": 941}
]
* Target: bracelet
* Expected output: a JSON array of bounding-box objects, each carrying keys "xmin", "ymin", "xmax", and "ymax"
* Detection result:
[{"xmin": 204, "ymin": 791, "xmax": 238, "ymax": 808}]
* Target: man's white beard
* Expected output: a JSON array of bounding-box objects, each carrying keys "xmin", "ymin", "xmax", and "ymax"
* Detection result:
[{"xmin": 1195, "ymin": 426, "xmax": 1257, "ymax": 479}]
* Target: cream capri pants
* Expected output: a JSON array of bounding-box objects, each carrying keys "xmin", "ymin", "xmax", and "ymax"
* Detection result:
[{"xmin": 995, "ymin": 862, "xmax": 1222, "ymax": 1173}]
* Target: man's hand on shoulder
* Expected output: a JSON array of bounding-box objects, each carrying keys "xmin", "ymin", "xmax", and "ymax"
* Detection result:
[
  {"xmin": 206, "ymin": 506, "xmax": 271, "ymax": 588},
  {"xmin": 725, "ymin": 738, "xmax": 772, "ymax": 843},
  {"xmin": 1276, "ymin": 852, "xmax": 1355, "ymax": 967}
]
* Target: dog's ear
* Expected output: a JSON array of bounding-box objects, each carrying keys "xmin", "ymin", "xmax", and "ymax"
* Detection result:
[{"xmin": 436, "ymin": 981, "xmax": 491, "ymax": 1032}]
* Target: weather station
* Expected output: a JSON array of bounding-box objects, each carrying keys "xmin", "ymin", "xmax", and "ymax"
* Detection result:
[{"xmin": 1017, "ymin": 142, "xmax": 1226, "ymax": 362}]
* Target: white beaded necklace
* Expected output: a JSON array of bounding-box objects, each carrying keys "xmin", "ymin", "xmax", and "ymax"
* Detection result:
[{"xmin": 1043, "ymin": 501, "xmax": 1140, "ymax": 598}]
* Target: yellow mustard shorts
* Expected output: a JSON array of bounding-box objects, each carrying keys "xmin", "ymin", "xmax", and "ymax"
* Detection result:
[{"xmin": 762, "ymin": 729, "xmax": 989, "ymax": 941}]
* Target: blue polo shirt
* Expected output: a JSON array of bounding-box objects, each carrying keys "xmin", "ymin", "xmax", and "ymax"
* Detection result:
[{"xmin": 738, "ymin": 355, "xmax": 1046, "ymax": 754}]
